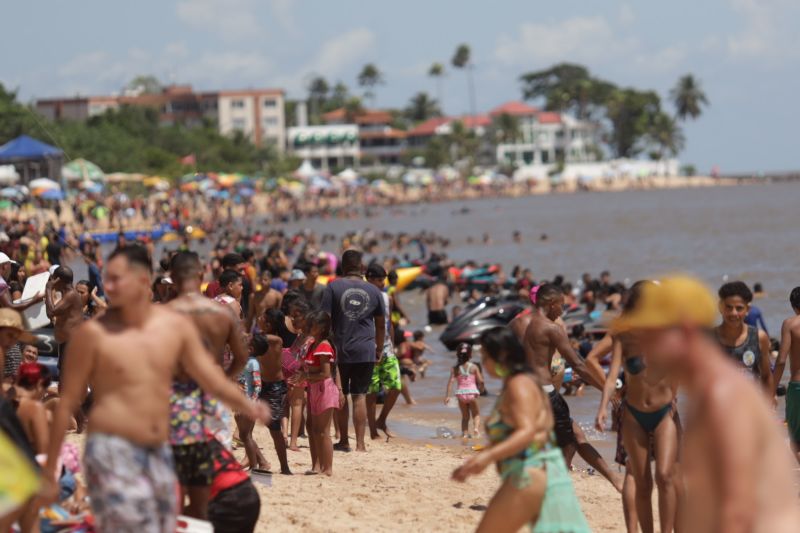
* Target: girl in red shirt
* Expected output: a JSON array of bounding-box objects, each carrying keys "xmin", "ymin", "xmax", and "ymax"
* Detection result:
[{"xmin": 295, "ymin": 310, "xmax": 341, "ymax": 476}]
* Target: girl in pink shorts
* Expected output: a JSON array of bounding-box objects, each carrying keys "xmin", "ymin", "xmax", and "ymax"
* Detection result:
[
  {"xmin": 296, "ymin": 310, "xmax": 341, "ymax": 476},
  {"xmin": 445, "ymin": 343, "xmax": 484, "ymax": 439}
]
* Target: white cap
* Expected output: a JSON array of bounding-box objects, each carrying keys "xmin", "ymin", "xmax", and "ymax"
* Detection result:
[
  {"xmin": 49, "ymin": 264, "xmax": 60, "ymax": 275},
  {"xmin": 0, "ymin": 252, "xmax": 17, "ymax": 265}
]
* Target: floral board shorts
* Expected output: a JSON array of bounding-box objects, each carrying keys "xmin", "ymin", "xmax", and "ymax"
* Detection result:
[{"xmin": 83, "ymin": 433, "xmax": 178, "ymax": 533}]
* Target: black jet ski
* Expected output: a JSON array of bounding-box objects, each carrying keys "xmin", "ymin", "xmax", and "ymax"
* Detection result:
[{"xmin": 440, "ymin": 296, "xmax": 526, "ymax": 350}]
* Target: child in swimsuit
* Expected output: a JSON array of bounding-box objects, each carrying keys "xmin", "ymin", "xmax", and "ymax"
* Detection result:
[
  {"xmin": 445, "ymin": 343, "xmax": 484, "ymax": 438},
  {"xmin": 234, "ymin": 335, "xmax": 270, "ymax": 471}
]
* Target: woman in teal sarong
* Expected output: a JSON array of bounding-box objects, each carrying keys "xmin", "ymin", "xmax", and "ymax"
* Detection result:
[{"xmin": 452, "ymin": 327, "xmax": 590, "ymax": 533}]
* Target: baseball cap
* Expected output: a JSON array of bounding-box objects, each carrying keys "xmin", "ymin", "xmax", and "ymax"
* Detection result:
[
  {"xmin": 48, "ymin": 264, "xmax": 60, "ymax": 275},
  {"xmin": 611, "ymin": 276, "xmax": 717, "ymax": 334},
  {"xmin": 289, "ymin": 269, "xmax": 306, "ymax": 281},
  {"xmin": 0, "ymin": 252, "xmax": 17, "ymax": 266},
  {"xmin": 0, "ymin": 308, "xmax": 37, "ymax": 343},
  {"xmin": 365, "ymin": 263, "xmax": 387, "ymax": 279}
]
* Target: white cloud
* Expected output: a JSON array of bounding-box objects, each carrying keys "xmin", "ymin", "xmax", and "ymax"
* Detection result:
[
  {"xmin": 303, "ymin": 28, "xmax": 377, "ymax": 78},
  {"xmin": 618, "ymin": 4, "xmax": 636, "ymax": 26},
  {"xmin": 726, "ymin": 0, "xmax": 800, "ymax": 61},
  {"xmin": 494, "ymin": 16, "xmax": 636, "ymax": 66},
  {"xmin": 175, "ymin": 0, "xmax": 261, "ymax": 41}
]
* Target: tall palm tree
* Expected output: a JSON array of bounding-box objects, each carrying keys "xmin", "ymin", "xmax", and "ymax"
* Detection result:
[
  {"xmin": 670, "ymin": 74, "xmax": 709, "ymax": 122},
  {"xmin": 428, "ymin": 62, "xmax": 446, "ymax": 113},
  {"xmin": 647, "ymin": 112, "xmax": 685, "ymax": 160},
  {"xmin": 451, "ymin": 44, "xmax": 476, "ymax": 118},
  {"xmin": 307, "ymin": 76, "xmax": 329, "ymax": 124},
  {"xmin": 344, "ymin": 96, "xmax": 364, "ymax": 123},
  {"xmin": 357, "ymin": 63, "xmax": 384, "ymax": 106},
  {"xmin": 404, "ymin": 92, "xmax": 442, "ymax": 122}
]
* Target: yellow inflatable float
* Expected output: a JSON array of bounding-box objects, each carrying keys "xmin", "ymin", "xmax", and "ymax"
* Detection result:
[
  {"xmin": 162, "ymin": 226, "xmax": 208, "ymax": 242},
  {"xmin": 318, "ymin": 266, "xmax": 422, "ymax": 291}
]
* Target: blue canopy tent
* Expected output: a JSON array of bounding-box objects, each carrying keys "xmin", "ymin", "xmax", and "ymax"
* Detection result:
[{"xmin": 0, "ymin": 135, "xmax": 64, "ymax": 186}]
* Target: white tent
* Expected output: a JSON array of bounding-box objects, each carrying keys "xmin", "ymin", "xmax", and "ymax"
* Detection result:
[
  {"xmin": 294, "ymin": 160, "xmax": 319, "ymax": 180},
  {"xmin": 0, "ymin": 165, "xmax": 19, "ymax": 185},
  {"xmin": 335, "ymin": 167, "xmax": 358, "ymax": 183},
  {"xmin": 29, "ymin": 178, "xmax": 61, "ymax": 190}
]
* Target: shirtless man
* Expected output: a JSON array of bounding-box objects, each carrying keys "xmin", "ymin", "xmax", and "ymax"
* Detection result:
[
  {"xmin": 45, "ymin": 266, "xmax": 83, "ymax": 386},
  {"xmin": 43, "ymin": 245, "xmax": 268, "ymax": 533},
  {"xmin": 215, "ymin": 269, "xmax": 244, "ymax": 320},
  {"xmin": 426, "ymin": 277, "xmax": 449, "ymax": 325},
  {"xmin": 246, "ymin": 269, "xmax": 282, "ymax": 332},
  {"xmin": 773, "ymin": 286, "xmax": 800, "ymax": 463},
  {"xmin": 613, "ymin": 276, "xmax": 800, "ymax": 533},
  {"xmin": 165, "ymin": 252, "xmax": 250, "ymax": 517},
  {"xmin": 523, "ymin": 284, "xmax": 622, "ymax": 491}
]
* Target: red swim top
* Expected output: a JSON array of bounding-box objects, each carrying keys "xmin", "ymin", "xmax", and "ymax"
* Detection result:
[
  {"xmin": 209, "ymin": 441, "xmax": 248, "ymax": 500},
  {"xmin": 303, "ymin": 340, "xmax": 336, "ymax": 368}
]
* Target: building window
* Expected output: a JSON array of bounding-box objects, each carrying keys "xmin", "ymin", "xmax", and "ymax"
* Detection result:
[
  {"xmin": 232, "ymin": 118, "xmax": 246, "ymax": 130},
  {"xmin": 541, "ymin": 151, "xmax": 550, "ymax": 164},
  {"xmin": 523, "ymin": 150, "xmax": 534, "ymax": 165},
  {"xmin": 263, "ymin": 117, "xmax": 279, "ymax": 126},
  {"xmin": 263, "ymin": 99, "xmax": 276, "ymax": 108},
  {"xmin": 231, "ymin": 99, "xmax": 245, "ymax": 109}
]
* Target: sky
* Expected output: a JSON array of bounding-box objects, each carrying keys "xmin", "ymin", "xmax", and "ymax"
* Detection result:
[{"xmin": 2, "ymin": 0, "xmax": 799, "ymax": 173}]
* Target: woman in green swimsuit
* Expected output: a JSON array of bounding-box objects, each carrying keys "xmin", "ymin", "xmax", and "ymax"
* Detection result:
[
  {"xmin": 452, "ymin": 327, "xmax": 590, "ymax": 533},
  {"xmin": 595, "ymin": 281, "xmax": 681, "ymax": 533}
]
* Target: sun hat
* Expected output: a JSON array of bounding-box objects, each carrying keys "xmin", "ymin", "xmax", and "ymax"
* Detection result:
[{"xmin": 0, "ymin": 308, "xmax": 37, "ymax": 343}]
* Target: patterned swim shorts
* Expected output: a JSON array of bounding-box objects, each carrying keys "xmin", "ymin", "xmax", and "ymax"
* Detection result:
[
  {"xmin": 83, "ymin": 433, "xmax": 177, "ymax": 533},
  {"xmin": 368, "ymin": 355, "xmax": 402, "ymax": 394}
]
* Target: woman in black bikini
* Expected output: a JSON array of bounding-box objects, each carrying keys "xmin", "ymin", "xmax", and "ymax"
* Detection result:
[{"xmin": 595, "ymin": 281, "xmax": 681, "ymax": 533}]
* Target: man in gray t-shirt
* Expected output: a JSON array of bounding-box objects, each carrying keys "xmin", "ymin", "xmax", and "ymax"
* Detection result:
[{"xmin": 321, "ymin": 250, "xmax": 385, "ymax": 452}]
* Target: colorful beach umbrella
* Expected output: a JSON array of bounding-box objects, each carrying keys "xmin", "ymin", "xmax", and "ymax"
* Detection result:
[
  {"xmin": 62, "ymin": 158, "xmax": 104, "ymax": 182},
  {"xmin": 28, "ymin": 178, "xmax": 60, "ymax": 190}
]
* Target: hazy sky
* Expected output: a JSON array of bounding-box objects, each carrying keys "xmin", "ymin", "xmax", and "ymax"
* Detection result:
[{"xmin": 2, "ymin": 0, "xmax": 798, "ymax": 172}]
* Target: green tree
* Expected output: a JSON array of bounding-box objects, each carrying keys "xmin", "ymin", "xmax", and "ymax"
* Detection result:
[
  {"xmin": 646, "ymin": 112, "xmax": 685, "ymax": 160},
  {"xmin": 451, "ymin": 44, "xmax": 476, "ymax": 117},
  {"xmin": 670, "ymin": 74, "xmax": 709, "ymax": 122},
  {"xmin": 404, "ymin": 92, "xmax": 441, "ymax": 123},
  {"xmin": 357, "ymin": 63, "xmax": 384, "ymax": 106},
  {"xmin": 428, "ymin": 62, "xmax": 446, "ymax": 113},
  {"xmin": 604, "ymin": 88, "xmax": 662, "ymax": 158},
  {"xmin": 343, "ymin": 96, "xmax": 364, "ymax": 123},
  {"xmin": 519, "ymin": 63, "xmax": 615, "ymax": 120},
  {"xmin": 445, "ymin": 120, "xmax": 479, "ymax": 168},
  {"xmin": 325, "ymin": 82, "xmax": 350, "ymax": 112},
  {"xmin": 493, "ymin": 112, "xmax": 521, "ymax": 143},
  {"xmin": 126, "ymin": 75, "xmax": 162, "ymax": 95}
]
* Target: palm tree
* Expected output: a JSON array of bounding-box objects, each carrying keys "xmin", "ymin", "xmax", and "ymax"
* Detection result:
[
  {"xmin": 670, "ymin": 74, "xmax": 709, "ymax": 122},
  {"xmin": 357, "ymin": 63, "xmax": 384, "ymax": 106},
  {"xmin": 451, "ymin": 44, "xmax": 476, "ymax": 118},
  {"xmin": 494, "ymin": 113, "xmax": 521, "ymax": 144},
  {"xmin": 428, "ymin": 62, "xmax": 446, "ymax": 113},
  {"xmin": 647, "ymin": 112, "xmax": 685, "ymax": 160},
  {"xmin": 404, "ymin": 92, "xmax": 442, "ymax": 123},
  {"xmin": 307, "ymin": 76, "xmax": 329, "ymax": 124},
  {"xmin": 343, "ymin": 97, "xmax": 364, "ymax": 123}
]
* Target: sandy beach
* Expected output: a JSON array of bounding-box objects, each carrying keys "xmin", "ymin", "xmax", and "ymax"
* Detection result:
[{"xmin": 243, "ymin": 424, "xmax": 623, "ymax": 533}]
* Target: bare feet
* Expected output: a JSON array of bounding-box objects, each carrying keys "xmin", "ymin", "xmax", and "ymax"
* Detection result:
[
  {"xmin": 377, "ymin": 422, "xmax": 396, "ymax": 438},
  {"xmin": 288, "ymin": 445, "xmax": 301, "ymax": 452}
]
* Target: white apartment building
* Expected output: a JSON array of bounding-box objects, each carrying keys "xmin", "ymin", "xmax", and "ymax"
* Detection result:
[
  {"xmin": 287, "ymin": 125, "xmax": 360, "ymax": 170},
  {"xmin": 491, "ymin": 101, "xmax": 600, "ymax": 166}
]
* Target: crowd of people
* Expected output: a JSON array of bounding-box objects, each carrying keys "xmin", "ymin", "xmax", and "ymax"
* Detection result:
[{"xmin": 0, "ymin": 202, "xmax": 800, "ymax": 532}]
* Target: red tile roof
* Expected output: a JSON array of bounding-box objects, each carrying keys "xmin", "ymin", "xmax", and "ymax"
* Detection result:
[
  {"xmin": 322, "ymin": 108, "xmax": 346, "ymax": 122},
  {"xmin": 322, "ymin": 108, "xmax": 393, "ymax": 125},
  {"xmin": 489, "ymin": 101, "xmax": 539, "ymax": 117},
  {"xmin": 359, "ymin": 128, "xmax": 407, "ymax": 140},
  {"xmin": 537, "ymin": 112, "xmax": 562, "ymax": 124},
  {"xmin": 458, "ymin": 114, "xmax": 491, "ymax": 129},
  {"xmin": 407, "ymin": 117, "xmax": 450, "ymax": 137}
]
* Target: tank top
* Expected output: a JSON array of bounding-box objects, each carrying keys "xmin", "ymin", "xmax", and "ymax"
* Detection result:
[{"xmin": 718, "ymin": 325, "xmax": 761, "ymax": 379}]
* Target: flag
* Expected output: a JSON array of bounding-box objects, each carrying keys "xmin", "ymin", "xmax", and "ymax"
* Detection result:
[{"xmin": 180, "ymin": 154, "xmax": 196, "ymax": 166}]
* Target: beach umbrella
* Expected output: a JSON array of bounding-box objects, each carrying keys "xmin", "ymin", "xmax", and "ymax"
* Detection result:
[
  {"xmin": 238, "ymin": 187, "xmax": 255, "ymax": 197},
  {"xmin": 198, "ymin": 179, "xmax": 215, "ymax": 191},
  {"xmin": 335, "ymin": 167, "xmax": 359, "ymax": 184},
  {"xmin": 39, "ymin": 189, "xmax": 65, "ymax": 201},
  {"xmin": 29, "ymin": 178, "xmax": 60, "ymax": 190},
  {"xmin": 0, "ymin": 187, "xmax": 22, "ymax": 199},
  {"xmin": 294, "ymin": 160, "xmax": 318, "ymax": 180},
  {"xmin": 0, "ymin": 165, "xmax": 19, "ymax": 185},
  {"xmin": 62, "ymin": 158, "xmax": 104, "ymax": 182}
]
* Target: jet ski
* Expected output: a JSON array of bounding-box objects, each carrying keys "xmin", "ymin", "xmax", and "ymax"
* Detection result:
[{"xmin": 440, "ymin": 296, "xmax": 526, "ymax": 350}]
